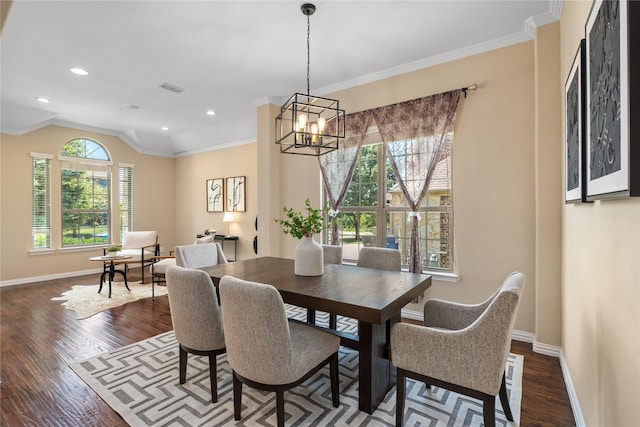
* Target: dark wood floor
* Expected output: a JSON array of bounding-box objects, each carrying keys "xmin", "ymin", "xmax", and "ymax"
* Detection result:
[{"xmin": 1, "ymin": 269, "xmax": 576, "ymax": 426}]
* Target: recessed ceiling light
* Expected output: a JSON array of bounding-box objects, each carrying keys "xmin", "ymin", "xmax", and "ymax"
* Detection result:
[
  {"xmin": 69, "ymin": 67, "xmax": 88, "ymax": 76},
  {"xmin": 161, "ymin": 126, "xmax": 169, "ymax": 131},
  {"xmin": 206, "ymin": 110, "xmax": 216, "ymax": 116},
  {"xmin": 35, "ymin": 97, "xmax": 51, "ymax": 103}
]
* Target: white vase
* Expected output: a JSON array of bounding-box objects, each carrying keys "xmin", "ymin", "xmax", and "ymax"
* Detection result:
[{"xmin": 295, "ymin": 236, "xmax": 324, "ymax": 276}]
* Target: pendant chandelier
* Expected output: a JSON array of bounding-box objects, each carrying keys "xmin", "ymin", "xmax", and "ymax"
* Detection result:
[{"xmin": 275, "ymin": 3, "xmax": 345, "ymax": 156}]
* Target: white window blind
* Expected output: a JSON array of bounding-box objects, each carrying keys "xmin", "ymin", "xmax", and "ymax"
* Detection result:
[
  {"xmin": 31, "ymin": 152, "xmax": 52, "ymax": 249},
  {"xmin": 119, "ymin": 165, "xmax": 133, "ymax": 239}
]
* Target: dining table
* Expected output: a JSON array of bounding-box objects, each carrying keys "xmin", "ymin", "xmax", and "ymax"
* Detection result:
[{"xmin": 198, "ymin": 256, "xmax": 432, "ymax": 414}]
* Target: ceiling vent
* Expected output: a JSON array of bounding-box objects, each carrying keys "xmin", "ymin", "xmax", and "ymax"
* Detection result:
[{"xmin": 158, "ymin": 82, "xmax": 185, "ymax": 94}]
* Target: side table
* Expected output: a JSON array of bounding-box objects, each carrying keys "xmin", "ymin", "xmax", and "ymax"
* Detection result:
[
  {"xmin": 90, "ymin": 255, "xmax": 133, "ymax": 298},
  {"xmin": 213, "ymin": 235, "xmax": 239, "ymax": 261}
]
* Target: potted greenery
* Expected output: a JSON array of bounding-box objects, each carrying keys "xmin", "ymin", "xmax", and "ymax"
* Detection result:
[
  {"xmin": 105, "ymin": 245, "xmax": 122, "ymax": 257},
  {"xmin": 275, "ymin": 198, "xmax": 325, "ymax": 276}
]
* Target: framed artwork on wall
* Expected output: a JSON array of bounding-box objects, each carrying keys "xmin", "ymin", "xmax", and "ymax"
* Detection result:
[
  {"xmin": 565, "ymin": 39, "xmax": 587, "ymax": 203},
  {"xmin": 226, "ymin": 176, "xmax": 246, "ymax": 212},
  {"xmin": 585, "ymin": 0, "xmax": 639, "ymax": 200},
  {"xmin": 206, "ymin": 178, "xmax": 224, "ymax": 212}
]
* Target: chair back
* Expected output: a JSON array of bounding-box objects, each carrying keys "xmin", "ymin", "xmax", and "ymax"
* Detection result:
[
  {"xmin": 322, "ymin": 245, "xmax": 342, "ymax": 265},
  {"xmin": 121, "ymin": 231, "xmax": 157, "ymax": 250},
  {"xmin": 175, "ymin": 242, "xmax": 227, "ymax": 268},
  {"xmin": 194, "ymin": 235, "xmax": 215, "ymax": 244},
  {"xmin": 487, "ymin": 272, "xmax": 526, "ymax": 374},
  {"xmin": 219, "ymin": 276, "xmax": 295, "ymax": 384},
  {"xmin": 165, "ymin": 266, "xmax": 225, "ymax": 351},
  {"xmin": 357, "ymin": 246, "xmax": 401, "ymax": 271}
]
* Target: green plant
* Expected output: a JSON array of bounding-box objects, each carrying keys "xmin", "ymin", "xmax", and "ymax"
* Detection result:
[
  {"xmin": 275, "ymin": 198, "xmax": 324, "ymax": 239},
  {"xmin": 106, "ymin": 245, "xmax": 121, "ymax": 253}
]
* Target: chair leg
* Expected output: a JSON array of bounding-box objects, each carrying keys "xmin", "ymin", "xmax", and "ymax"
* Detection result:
[
  {"xmin": 233, "ymin": 372, "xmax": 242, "ymax": 420},
  {"xmin": 179, "ymin": 345, "xmax": 187, "ymax": 384},
  {"xmin": 396, "ymin": 368, "xmax": 406, "ymax": 427},
  {"xmin": 482, "ymin": 395, "xmax": 496, "ymax": 427},
  {"xmin": 276, "ymin": 390, "xmax": 285, "ymax": 427},
  {"xmin": 330, "ymin": 353, "xmax": 339, "ymax": 407},
  {"xmin": 208, "ymin": 354, "xmax": 218, "ymax": 403},
  {"xmin": 499, "ymin": 372, "xmax": 514, "ymax": 421}
]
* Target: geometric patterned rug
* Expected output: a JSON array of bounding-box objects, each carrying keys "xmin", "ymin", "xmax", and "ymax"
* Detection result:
[{"xmin": 70, "ymin": 305, "xmax": 522, "ymax": 426}]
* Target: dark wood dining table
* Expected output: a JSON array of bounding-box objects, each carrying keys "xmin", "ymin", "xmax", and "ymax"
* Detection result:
[{"xmin": 198, "ymin": 256, "xmax": 432, "ymax": 414}]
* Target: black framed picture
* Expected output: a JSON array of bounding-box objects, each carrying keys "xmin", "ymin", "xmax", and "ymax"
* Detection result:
[
  {"xmin": 565, "ymin": 39, "xmax": 587, "ymax": 203},
  {"xmin": 206, "ymin": 178, "xmax": 224, "ymax": 212},
  {"xmin": 585, "ymin": 0, "xmax": 639, "ymax": 199}
]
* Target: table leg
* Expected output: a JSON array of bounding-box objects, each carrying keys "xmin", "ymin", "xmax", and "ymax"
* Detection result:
[{"xmin": 357, "ymin": 313, "xmax": 400, "ymax": 414}]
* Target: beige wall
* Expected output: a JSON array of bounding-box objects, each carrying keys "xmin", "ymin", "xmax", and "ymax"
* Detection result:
[
  {"xmin": 561, "ymin": 1, "xmax": 640, "ymax": 425},
  {"xmin": 174, "ymin": 142, "xmax": 258, "ymax": 262},
  {"xmin": 0, "ymin": 125, "xmax": 176, "ymax": 282},
  {"xmin": 259, "ymin": 41, "xmax": 539, "ymax": 334}
]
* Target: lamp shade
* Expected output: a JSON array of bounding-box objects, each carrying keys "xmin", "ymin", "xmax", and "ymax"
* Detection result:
[{"xmin": 223, "ymin": 212, "xmax": 234, "ymax": 223}]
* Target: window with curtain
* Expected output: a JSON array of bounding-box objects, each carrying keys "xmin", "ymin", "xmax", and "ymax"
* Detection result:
[
  {"xmin": 31, "ymin": 152, "xmax": 52, "ymax": 249},
  {"xmin": 328, "ymin": 130, "xmax": 454, "ymax": 272},
  {"xmin": 119, "ymin": 164, "xmax": 133, "ymax": 240},
  {"xmin": 321, "ymin": 90, "xmax": 460, "ymax": 273},
  {"xmin": 60, "ymin": 138, "xmax": 111, "ymax": 247}
]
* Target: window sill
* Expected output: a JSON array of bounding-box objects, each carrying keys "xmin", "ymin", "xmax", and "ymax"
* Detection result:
[
  {"xmin": 57, "ymin": 245, "xmax": 108, "ymax": 254},
  {"xmin": 28, "ymin": 248, "xmax": 56, "ymax": 256}
]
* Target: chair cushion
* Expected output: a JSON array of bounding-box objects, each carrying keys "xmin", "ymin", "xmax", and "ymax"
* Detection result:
[
  {"xmin": 151, "ymin": 258, "xmax": 176, "ymax": 275},
  {"xmin": 121, "ymin": 231, "xmax": 157, "ymax": 250},
  {"xmin": 119, "ymin": 248, "xmax": 156, "ymax": 262}
]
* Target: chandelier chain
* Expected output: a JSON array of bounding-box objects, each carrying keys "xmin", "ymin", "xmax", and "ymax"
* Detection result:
[{"xmin": 306, "ymin": 13, "xmax": 311, "ymax": 95}]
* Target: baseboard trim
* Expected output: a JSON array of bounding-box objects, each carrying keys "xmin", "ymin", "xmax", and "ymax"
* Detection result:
[
  {"xmin": 560, "ymin": 350, "xmax": 587, "ymax": 427},
  {"xmin": 0, "ymin": 268, "xmax": 103, "ymax": 287}
]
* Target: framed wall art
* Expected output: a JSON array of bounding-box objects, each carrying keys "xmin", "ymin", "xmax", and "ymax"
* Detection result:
[
  {"xmin": 585, "ymin": 0, "xmax": 639, "ymax": 200},
  {"xmin": 206, "ymin": 178, "xmax": 224, "ymax": 212},
  {"xmin": 226, "ymin": 176, "xmax": 246, "ymax": 212},
  {"xmin": 565, "ymin": 39, "xmax": 588, "ymax": 203}
]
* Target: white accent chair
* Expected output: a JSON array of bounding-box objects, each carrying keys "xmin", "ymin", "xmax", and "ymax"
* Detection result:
[
  {"xmin": 391, "ymin": 272, "xmax": 526, "ymax": 427},
  {"xmin": 219, "ymin": 276, "xmax": 340, "ymax": 427},
  {"xmin": 107, "ymin": 231, "xmax": 158, "ymax": 284},
  {"xmin": 165, "ymin": 266, "xmax": 226, "ymax": 402}
]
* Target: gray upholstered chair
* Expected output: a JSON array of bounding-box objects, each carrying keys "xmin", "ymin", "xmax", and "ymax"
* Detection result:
[
  {"xmin": 174, "ymin": 242, "xmax": 228, "ymax": 268},
  {"xmin": 307, "ymin": 245, "xmax": 343, "ymax": 328},
  {"xmin": 219, "ymin": 275, "xmax": 340, "ymax": 427},
  {"xmin": 165, "ymin": 265, "xmax": 226, "ymax": 403},
  {"xmin": 322, "ymin": 244, "xmax": 343, "ymax": 265},
  {"xmin": 391, "ymin": 272, "xmax": 526, "ymax": 427},
  {"xmin": 356, "ymin": 246, "xmax": 401, "ymax": 271},
  {"xmin": 151, "ymin": 235, "xmax": 215, "ymax": 294}
]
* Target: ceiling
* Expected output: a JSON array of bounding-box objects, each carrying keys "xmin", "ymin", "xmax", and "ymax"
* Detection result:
[{"xmin": 1, "ymin": 1, "xmax": 560, "ymax": 157}]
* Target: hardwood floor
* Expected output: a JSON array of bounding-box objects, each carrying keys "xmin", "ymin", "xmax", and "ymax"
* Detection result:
[{"xmin": 1, "ymin": 270, "xmax": 576, "ymax": 426}]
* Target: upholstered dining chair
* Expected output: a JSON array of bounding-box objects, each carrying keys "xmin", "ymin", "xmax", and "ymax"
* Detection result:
[
  {"xmin": 219, "ymin": 275, "xmax": 340, "ymax": 427},
  {"xmin": 165, "ymin": 265, "xmax": 226, "ymax": 402},
  {"xmin": 307, "ymin": 244, "xmax": 343, "ymax": 328},
  {"xmin": 151, "ymin": 235, "xmax": 215, "ymax": 295},
  {"xmin": 356, "ymin": 246, "xmax": 401, "ymax": 271},
  {"xmin": 391, "ymin": 272, "xmax": 526, "ymax": 427},
  {"xmin": 174, "ymin": 242, "xmax": 228, "ymax": 269},
  {"xmin": 110, "ymin": 230, "xmax": 158, "ymax": 284}
]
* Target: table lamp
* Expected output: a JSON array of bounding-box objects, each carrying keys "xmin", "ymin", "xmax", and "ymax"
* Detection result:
[{"xmin": 223, "ymin": 212, "xmax": 234, "ymax": 236}]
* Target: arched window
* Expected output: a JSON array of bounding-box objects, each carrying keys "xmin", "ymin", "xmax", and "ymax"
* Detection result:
[{"xmin": 60, "ymin": 139, "xmax": 112, "ymax": 247}]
